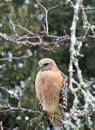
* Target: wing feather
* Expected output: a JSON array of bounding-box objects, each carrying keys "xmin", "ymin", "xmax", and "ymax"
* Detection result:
[{"xmin": 59, "ymin": 72, "xmax": 68, "ymax": 111}]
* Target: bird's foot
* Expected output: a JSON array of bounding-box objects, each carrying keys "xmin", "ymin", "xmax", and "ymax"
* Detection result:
[{"xmin": 49, "ymin": 113, "xmax": 56, "ymax": 122}]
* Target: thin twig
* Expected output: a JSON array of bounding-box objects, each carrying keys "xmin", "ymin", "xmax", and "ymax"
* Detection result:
[{"xmin": 0, "ymin": 55, "xmax": 31, "ymax": 61}]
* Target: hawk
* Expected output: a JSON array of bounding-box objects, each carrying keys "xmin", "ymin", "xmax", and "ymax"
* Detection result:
[{"xmin": 35, "ymin": 58, "xmax": 68, "ymax": 129}]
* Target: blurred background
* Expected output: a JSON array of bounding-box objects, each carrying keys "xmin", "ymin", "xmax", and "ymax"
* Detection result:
[{"xmin": 0, "ymin": 0, "xmax": 95, "ymax": 129}]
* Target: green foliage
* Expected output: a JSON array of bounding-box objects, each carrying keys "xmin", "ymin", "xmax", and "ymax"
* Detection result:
[{"xmin": 0, "ymin": 0, "xmax": 95, "ymax": 130}]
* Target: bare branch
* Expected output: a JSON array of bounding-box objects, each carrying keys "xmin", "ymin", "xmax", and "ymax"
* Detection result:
[
  {"xmin": 84, "ymin": 6, "xmax": 95, "ymax": 10},
  {"xmin": 0, "ymin": 31, "xmax": 43, "ymax": 46},
  {"xmin": 9, "ymin": 18, "xmax": 19, "ymax": 37},
  {"xmin": 0, "ymin": 104, "xmax": 41, "ymax": 115},
  {"xmin": 0, "ymin": 122, "xmax": 3, "ymax": 130},
  {"xmin": 0, "ymin": 85, "xmax": 41, "ymax": 115},
  {"xmin": 0, "ymin": 55, "xmax": 30, "ymax": 61},
  {"xmin": 69, "ymin": 0, "xmax": 81, "ymax": 89},
  {"xmin": 36, "ymin": 0, "xmax": 58, "ymax": 35}
]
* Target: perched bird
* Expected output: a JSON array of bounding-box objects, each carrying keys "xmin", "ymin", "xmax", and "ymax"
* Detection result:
[{"xmin": 35, "ymin": 58, "xmax": 68, "ymax": 130}]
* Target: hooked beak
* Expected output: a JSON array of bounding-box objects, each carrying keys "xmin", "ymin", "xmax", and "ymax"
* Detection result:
[{"xmin": 38, "ymin": 63, "xmax": 43, "ymax": 69}]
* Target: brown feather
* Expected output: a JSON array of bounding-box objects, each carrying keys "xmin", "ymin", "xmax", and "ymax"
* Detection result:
[{"xmin": 35, "ymin": 58, "xmax": 68, "ymax": 128}]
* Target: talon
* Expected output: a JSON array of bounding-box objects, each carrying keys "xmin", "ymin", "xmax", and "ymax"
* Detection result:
[{"xmin": 49, "ymin": 113, "xmax": 56, "ymax": 122}]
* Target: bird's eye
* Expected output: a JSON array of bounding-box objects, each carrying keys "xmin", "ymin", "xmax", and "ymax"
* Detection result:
[{"xmin": 44, "ymin": 63, "xmax": 49, "ymax": 66}]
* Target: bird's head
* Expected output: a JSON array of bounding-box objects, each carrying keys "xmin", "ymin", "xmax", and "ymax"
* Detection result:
[{"xmin": 38, "ymin": 58, "xmax": 57, "ymax": 71}]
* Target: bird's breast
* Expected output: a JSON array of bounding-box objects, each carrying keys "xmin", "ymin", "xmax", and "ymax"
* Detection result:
[{"xmin": 35, "ymin": 70, "xmax": 63, "ymax": 113}]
